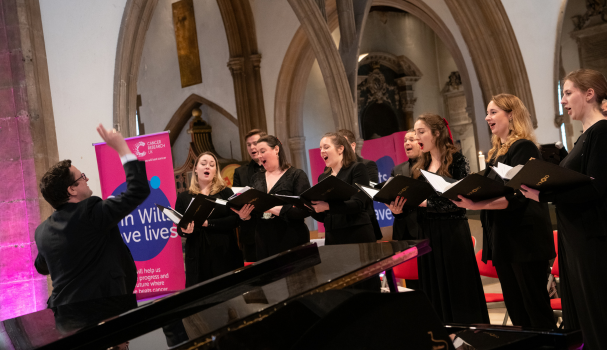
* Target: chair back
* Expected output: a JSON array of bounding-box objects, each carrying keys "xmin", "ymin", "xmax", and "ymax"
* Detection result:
[
  {"xmin": 551, "ymin": 256, "xmax": 559, "ymax": 277},
  {"xmin": 475, "ymin": 250, "xmax": 499, "ymax": 278},
  {"xmin": 553, "ymin": 230, "xmax": 558, "ymax": 254},
  {"xmin": 393, "ymin": 258, "xmax": 418, "ymax": 280}
]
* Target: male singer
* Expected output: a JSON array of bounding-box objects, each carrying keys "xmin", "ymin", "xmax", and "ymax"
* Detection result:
[
  {"xmin": 35, "ymin": 125, "xmax": 150, "ymax": 308},
  {"xmin": 601, "ymin": 99, "xmax": 607, "ymax": 117},
  {"xmin": 391, "ymin": 129, "xmax": 422, "ymax": 240},
  {"xmin": 336, "ymin": 129, "xmax": 382, "ymax": 240},
  {"xmin": 233, "ymin": 129, "xmax": 266, "ymax": 261}
]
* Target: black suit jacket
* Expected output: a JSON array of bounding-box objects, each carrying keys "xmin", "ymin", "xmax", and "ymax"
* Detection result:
[
  {"xmin": 356, "ymin": 155, "xmax": 379, "ymax": 183},
  {"xmin": 34, "ymin": 160, "xmax": 150, "ymax": 307},
  {"xmin": 481, "ymin": 139, "xmax": 555, "ymax": 264},
  {"xmin": 390, "ymin": 161, "xmax": 411, "ymax": 178}
]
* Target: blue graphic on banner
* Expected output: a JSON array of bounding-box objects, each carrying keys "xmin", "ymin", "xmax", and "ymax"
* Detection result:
[
  {"xmin": 111, "ymin": 179, "xmax": 173, "ymax": 261},
  {"xmin": 373, "ymin": 156, "xmax": 396, "ymax": 227}
]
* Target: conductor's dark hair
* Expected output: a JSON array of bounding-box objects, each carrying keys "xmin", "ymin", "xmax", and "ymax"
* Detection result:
[
  {"xmin": 322, "ymin": 132, "xmax": 357, "ymax": 173},
  {"xmin": 337, "ymin": 129, "xmax": 356, "ymax": 144},
  {"xmin": 244, "ymin": 129, "xmax": 267, "ymax": 141},
  {"xmin": 40, "ymin": 160, "xmax": 74, "ymax": 209},
  {"xmin": 257, "ymin": 135, "xmax": 291, "ymax": 171}
]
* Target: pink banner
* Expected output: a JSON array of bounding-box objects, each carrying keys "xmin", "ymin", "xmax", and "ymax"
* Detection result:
[
  {"xmin": 308, "ymin": 131, "xmax": 408, "ymax": 231},
  {"xmin": 94, "ymin": 132, "xmax": 185, "ymax": 300}
]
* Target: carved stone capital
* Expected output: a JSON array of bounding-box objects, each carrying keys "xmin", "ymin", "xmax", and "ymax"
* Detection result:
[
  {"xmin": 227, "ymin": 57, "xmax": 245, "ymax": 75},
  {"xmin": 288, "ymin": 136, "xmax": 306, "ymax": 151},
  {"xmin": 451, "ymin": 123, "xmax": 472, "ymax": 136},
  {"xmin": 250, "ymin": 53, "xmax": 262, "ymax": 70}
]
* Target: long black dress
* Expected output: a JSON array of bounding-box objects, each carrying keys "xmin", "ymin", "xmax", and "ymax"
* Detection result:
[
  {"xmin": 417, "ymin": 152, "xmax": 490, "ymax": 324},
  {"xmin": 391, "ymin": 159, "xmax": 421, "ymax": 241},
  {"xmin": 539, "ymin": 120, "xmax": 607, "ymax": 349},
  {"xmin": 176, "ymin": 188, "xmax": 244, "ymax": 287},
  {"xmin": 251, "ymin": 167, "xmax": 311, "ymax": 260},
  {"xmin": 313, "ymin": 162, "xmax": 376, "ymax": 245},
  {"xmin": 481, "ymin": 139, "xmax": 556, "ymax": 328}
]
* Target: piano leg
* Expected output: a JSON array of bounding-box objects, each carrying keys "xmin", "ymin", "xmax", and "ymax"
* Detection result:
[{"xmin": 385, "ymin": 268, "xmax": 399, "ymax": 293}]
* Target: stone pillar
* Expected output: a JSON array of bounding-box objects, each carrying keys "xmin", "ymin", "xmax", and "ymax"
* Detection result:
[
  {"xmin": 288, "ymin": 136, "xmax": 308, "ymax": 176},
  {"xmin": 395, "ymin": 76, "xmax": 420, "ymax": 130},
  {"xmin": 0, "ymin": 0, "xmax": 57, "ymax": 320}
]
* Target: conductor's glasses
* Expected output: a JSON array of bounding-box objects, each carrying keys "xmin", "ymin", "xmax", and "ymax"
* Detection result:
[{"xmin": 69, "ymin": 173, "xmax": 88, "ymax": 187}]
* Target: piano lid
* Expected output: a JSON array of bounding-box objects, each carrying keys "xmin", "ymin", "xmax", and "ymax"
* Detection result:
[{"xmin": 1, "ymin": 240, "xmax": 428, "ymax": 350}]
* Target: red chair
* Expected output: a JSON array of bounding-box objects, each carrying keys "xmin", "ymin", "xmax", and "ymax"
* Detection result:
[
  {"xmin": 244, "ymin": 262, "xmax": 254, "ymax": 267},
  {"xmin": 476, "ymin": 249, "xmax": 509, "ymax": 325},
  {"xmin": 548, "ymin": 231, "xmax": 562, "ymax": 321}
]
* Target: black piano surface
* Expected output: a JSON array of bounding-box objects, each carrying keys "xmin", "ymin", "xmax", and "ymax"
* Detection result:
[{"xmin": 1, "ymin": 240, "xmax": 430, "ymax": 350}]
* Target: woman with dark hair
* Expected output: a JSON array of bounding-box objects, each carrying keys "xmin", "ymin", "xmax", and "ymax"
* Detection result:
[
  {"xmin": 412, "ymin": 113, "xmax": 489, "ymax": 324},
  {"xmin": 310, "ymin": 132, "xmax": 376, "ymax": 245},
  {"xmin": 176, "ymin": 152, "xmax": 250, "ymax": 286},
  {"xmin": 453, "ymin": 94, "xmax": 555, "ymax": 329},
  {"xmin": 522, "ymin": 69, "xmax": 607, "ymax": 348},
  {"xmin": 235, "ymin": 135, "xmax": 312, "ymax": 260}
]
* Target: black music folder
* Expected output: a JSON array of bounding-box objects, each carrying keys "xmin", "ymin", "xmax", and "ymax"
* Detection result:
[
  {"xmin": 421, "ymin": 169, "xmax": 513, "ymax": 201},
  {"xmin": 156, "ymin": 194, "xmax": 215, "ymax": 229},
  {"xmin": 274, "ymin": 175, "xmax": 360, "ymax": 209},
  {"xmin": 501, "ymin": 158, "xmax": 592, "ymax": 190},
  {"xmin": 211, "ymin": 187, "xmax": 285, "ymax": 213},
  {"xmin": 356, "ymin": 175, "xmax": 435, "ymax": 208}
]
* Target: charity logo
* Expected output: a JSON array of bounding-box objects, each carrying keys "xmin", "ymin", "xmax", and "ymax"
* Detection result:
[
  {"xmin": 112, "ymin": 176, "xmax": 175, "ymax": 261},
  {"xmin": 133, "ymin": 141, "xmax": 147, "ymax": 157}
]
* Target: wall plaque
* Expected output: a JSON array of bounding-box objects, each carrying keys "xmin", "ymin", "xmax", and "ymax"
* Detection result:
[{"xmin": 172, "ymin": 0, "xmax": 203, "ymax": 88}]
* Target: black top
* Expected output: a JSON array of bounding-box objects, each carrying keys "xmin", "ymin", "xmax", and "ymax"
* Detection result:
[
  {"xmin": 251, "ymin": 167, "xmax": 311, "ymax": 220},
  {"xmin": 391, "ymin": 159, "xmax": 420, "ymax": 240},
  {"xmin": 417, "ymin": 151, "xmax": 469, "ymax": 220},
  {"xmin": 481, "ymin": 139, "xmax": 555, "ymax": 264},
  {"xmin": 34, "ymin": 161, "xmax": 150, "ymax": 307},
  {"xmin": 357, "ymin": 155, "xmax": 379, "ymax": 183},
  {"xmin": 540, "ymin": 119, "xmax": 607, "ymax": 238},
  {"xmin": 313, "ymin": 162, "xmax": 374, "ymax": 231},
  {"xmin": 233, "ymin": 159, "xmax": 263, "ymax": 187},
  {"xmin": 176, "ymin": 188, "xmax": 243, "ymax": 286}
]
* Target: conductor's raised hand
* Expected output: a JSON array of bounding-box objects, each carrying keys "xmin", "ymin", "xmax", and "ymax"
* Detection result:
[
  {"xmin": 96, "ymin": 124, "xmax": 131, "ymax": 157},
  {"xmin": 520, "ymin": 185, "xmax": 540, "ymax": 202},
  {"xmin": 181, "ymin": 222, "xmax": 195, "ymax": 234},
  {"xmin": 385, "ymin": 196, "xmax": 407, "ymax": 215},
  {"xmin": 311, "ymin": 201, "xmax": 330, "ymax": 213},
  {"xmin": 232, "ymin": 204, "xmax": 254, "ymax": 220}
]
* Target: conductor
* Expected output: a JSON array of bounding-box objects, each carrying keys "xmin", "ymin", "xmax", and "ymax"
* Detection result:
[{"xmin": 34, "ymin": 125, "xmax": 150, "ymax": 307}]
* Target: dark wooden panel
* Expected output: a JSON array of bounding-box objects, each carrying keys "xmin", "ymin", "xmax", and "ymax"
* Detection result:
[{"xmin": 172, "ymin": 0, "xmax": 202, "ymax": 88}]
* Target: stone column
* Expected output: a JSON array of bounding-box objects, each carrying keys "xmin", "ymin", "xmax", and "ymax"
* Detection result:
[
  {"xmin": 227, "ymin": 57, "xmax": 251, "ymax": 160},
  {"xmin": 0, "ymin": 0, "xmax": 57, "ymax": 320},
  {"xmin": 288, "ymin": 136, "xmax": 308, "ymax": 176},
  {"xmin": 395, "ymin": 76, "xmax": 420, "ymax": 130}
]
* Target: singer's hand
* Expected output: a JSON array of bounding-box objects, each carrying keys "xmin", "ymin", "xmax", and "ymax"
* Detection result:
[
  {"xmin": 419, "ymin": 200, "xmax": 427, "ymax": 207},
  {"xmin": 232, "ymin": 204, "xmax": 254, "ymax": 220},
  {"xmin": 385, "ymin": 196, "xmax": 407, "ymax": 215},
  {"xmin": 202, "ymin": 220, "xmax": 208, "ymax": 227},
  {"xmin": 451, "ymin": 195, "xmax": 476, "ymax": 209},
  {"xmin": 520, "ymin": 185, "xmax": 540, "ymax": 202},
  {"xmin": 311, "ymin": 201, "xmax": 330, "ymax": 213},
  {"xmin": 181, "ymin": 222, "xmax": 194, "ymax": 234},
  {"xmin": 266, "ymin": 206, "xmax": 282, "ymax": 216}
]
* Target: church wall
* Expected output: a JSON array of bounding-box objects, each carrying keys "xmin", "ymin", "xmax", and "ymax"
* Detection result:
[
  {"xmin": 137, "ymin": 0, "xmax": 240, "ymax": 166},
  {"xmin": 249, "ymin": 0, "xmax": 300, "ymax": 136},
  {"xmin": 39, "ymin": 0, "xmax": 128, "ymax": 197},
  {"xmin": 502, "ymin": 0, "xmax": 564, "ymax": 144}
]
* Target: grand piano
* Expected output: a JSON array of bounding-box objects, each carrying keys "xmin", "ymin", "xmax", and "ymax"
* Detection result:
[{"xmin": 1, "ymin": 240, "xmax": 582, "ymax": 350}]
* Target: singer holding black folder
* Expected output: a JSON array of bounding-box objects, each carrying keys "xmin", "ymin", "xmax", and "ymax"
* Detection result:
[
  {"xmin": 521, "ymin": 69, "xmax": 607, "ymax": 349},
  {"xmin": 310, "ymin": 133, "xmax": 376, "ymax": 245},
  {"xmin": 176, "ymin": 152, "xmax": 249, "ymax": 286},
  {"xmin": 452, "ymin": 94, "xmax": 555, "ymax": 329},
  {"xmin": 234, "ymin": 135, "xmax": 311, "ymax": 260},
  {"xmin": 411, "ymin": 114, "xmax": 489, "ymax": 324}
]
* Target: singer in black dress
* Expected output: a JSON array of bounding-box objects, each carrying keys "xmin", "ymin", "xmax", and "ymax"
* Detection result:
[
  {"xmin": 311, "ymin": 132, "xmax": 376, "ymax": 245},
  {"xmin": 176, "ymin": 152, "xmax": 244, "ymax": 287},
  {"xmin": 245, "ymin": 135, "xmax": 311, "ymax": 260},
  {"xmin": 522, "ymin": 69, "xmax": 607, "ymax": 349},
  {"xmin": 454, "ymin": 94, "xmax": 555, "ymax": 329},
  {"xmin": 413, "ymin": 114, "xmax": 489, "ymax": 324}
]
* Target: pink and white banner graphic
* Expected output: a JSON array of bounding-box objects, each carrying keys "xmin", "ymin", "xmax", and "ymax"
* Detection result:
[
  {"xmin": 309, "ymin": 131, "xmax": 409, "ymax": 232},
  {"xmin": 94, "ymin": 131, "xmax": 185, "ymax": 300}
]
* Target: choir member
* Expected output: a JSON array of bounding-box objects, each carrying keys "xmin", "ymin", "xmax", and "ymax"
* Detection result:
[
  {"xmin": 337, "ymin": 129, "xmax": 382, "ymax": 240},
  {"xmin": 387, "ymin": 129, "xmax": 422, "ymax": 241},
  {"xmin": 601, "ymin": 98, "xmax": 607, "ymax": 117},
  {"xmin": 412, "ymin": 113, "xmax": 490, "ymax": 324},
  {"xmin": 452, "ymin": 94, "xmax": 556, "ymax": 328},
  {"xmin": 310, "ymin": 133, "xmax": 376, "ymax": 245},
  {"xmin": 233, "ymin": 129, "xmax": 266, "ymax": 262},
  {"xmin": 176, "ymin": 152, "xmax": 249, "ymax": 286},
  {"xmin": 235, "ymin": 135, "xmax": 312, "ymax": 260},
  {"xmin": 521, "ymin": 69, "xmax": 607, "ymax": 348}
]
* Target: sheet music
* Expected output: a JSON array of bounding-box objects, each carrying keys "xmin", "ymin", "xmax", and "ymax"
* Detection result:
[
  {"xmin": 215, "ymin": 199, "xmax": 228, "ymax": 205},
  {"xmin": 491, "ymin": 162, "xmax": 523, "ymax": 180},
  {"xmin": 420, "ymin": 170, "xmax": 461, "ymax": 193},
  {"xmin": 359, "ymin": 186, "xmax": 380, "ymax": 199},
  {"xmin": 228, "ymin": 186, "xmax": 251, "ymax": 200}
]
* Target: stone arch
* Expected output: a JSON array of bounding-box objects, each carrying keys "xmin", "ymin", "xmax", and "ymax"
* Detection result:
[
  {"xmin": 358, "ymin": 52, "xmax": 423, "ymax": 77},
  {"xmin": 113, "ymin": 0, "xmax": 159, "ymax": 136},
  {"xmin": 275, "ymin": 0, "xmax": 483, "ymax": 169},
  {"xmin": 164, "ymin": 94, "xmax": 238, "ymax": 146}
]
